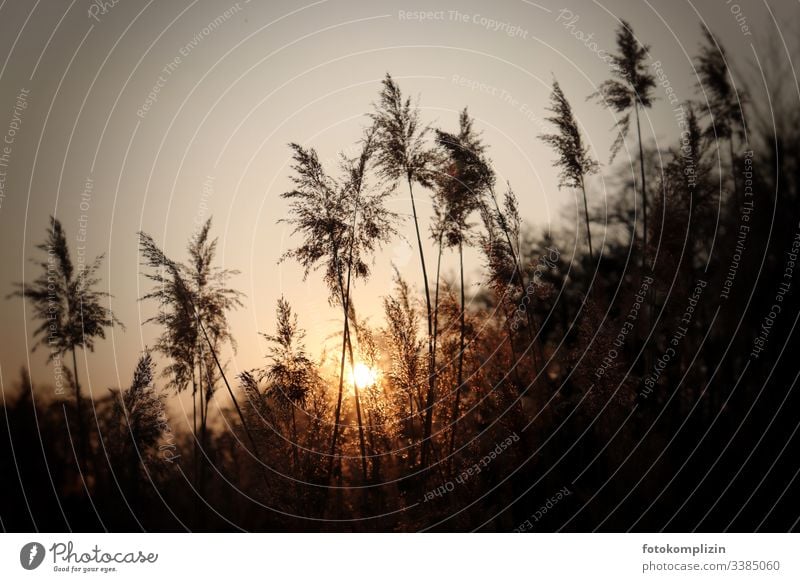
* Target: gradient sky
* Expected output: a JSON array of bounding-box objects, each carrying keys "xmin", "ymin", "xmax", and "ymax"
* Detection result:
[{"xmin": 0, "ymin": 0, "xmax": 791, "ymax": 405}]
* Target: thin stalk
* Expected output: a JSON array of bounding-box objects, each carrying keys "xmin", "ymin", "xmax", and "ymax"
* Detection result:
[
  {"xmin": 428, "ymin": 229, "xmax": 444, "ymax": 467},
  {"xmin": 200, "ymin": 354, "xmax": 212, "ymax": 496},
  {"xmin": 448, "ymin": 241, "xmax": 467, "ymax": 469},
  {"xmin": 580, "ymin": 177, "xmax": 594, "ymax": 262},
  {"xmin": 328, "ymin": 281, "xmax": 349, "ymax": 476},
  {"xmin": 635, "ymin": 104, "xmax": 648, "ymax": 267},
  {"xmin": 71, "ymin": 347, "xmax": 88, "ymax": 471},
  {"xmin": 408, "ymin": 174, "xmax": 436, "ymax": 469},
  {"xmin": 635, "ymin": 103, "xmax": 653, "ymax": 377},
  {"xmin": 345, "ymin": 325, "xmax": 369, "ymax": 481},
  {"xmin": 191, "ymin": 371, "xmax": 198, "ymax": 487},
  {"xmin": 193, "ymin": 306, "xmax": 269, "ymax": 489},
  {"xmin": 198, "ymin": 355, "xmax": 205, "ymax": 495}
]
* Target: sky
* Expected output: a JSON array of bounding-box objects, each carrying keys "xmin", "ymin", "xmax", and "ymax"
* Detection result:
[{"xmin": 0, "ymin": 0, "xmax": 792, "ymax": 403}]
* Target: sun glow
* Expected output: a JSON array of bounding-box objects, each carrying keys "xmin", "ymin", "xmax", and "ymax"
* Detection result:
[{"xmin": 351, "ymin": 362, "xmax": 379, "ymax": 390}]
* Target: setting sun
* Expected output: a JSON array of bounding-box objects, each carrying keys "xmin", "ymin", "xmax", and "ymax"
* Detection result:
[{"xmin": 351, "ymin": 362, "xmax": 379, "ymax": 390}]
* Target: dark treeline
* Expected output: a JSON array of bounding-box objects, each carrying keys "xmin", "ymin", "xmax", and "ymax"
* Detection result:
[{"xmin": 2, "ymin": 20, "xmax": 799, "ymax": 532}]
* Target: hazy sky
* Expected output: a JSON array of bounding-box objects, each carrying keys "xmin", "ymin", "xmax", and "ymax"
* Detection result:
[{"xmin": 0, "ymin": 0, "xmax": 790, "ymax": 401}]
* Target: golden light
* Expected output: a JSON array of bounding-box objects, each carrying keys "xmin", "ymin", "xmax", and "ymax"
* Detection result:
[{"xmin": 351, "ymin": 362, "xmax": 379, "ymax": 390}]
